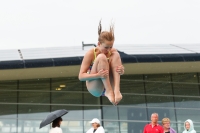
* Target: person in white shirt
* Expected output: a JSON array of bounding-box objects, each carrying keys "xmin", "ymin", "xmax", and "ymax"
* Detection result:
[
  {"xmin": 86, "ymin": 118, "xmax": 105, "ymax": 133},
  {"xmin": 49, "ymin": 117, "xmax": 63, "ymax": 133}
]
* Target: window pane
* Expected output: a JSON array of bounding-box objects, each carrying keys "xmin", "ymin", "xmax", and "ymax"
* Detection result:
[
  {"xmin": 172, "ymin": 73, "xmax": 199, "ymax": 96},
  {"xmin": 172, "ymin": 73, "xmax": 198, "ymax": 83},
  {"xmin": 146, "ymin": 83, "xmax": 173, "ymax": 95},
  {"xmin": 0, "ymin": 105, "xmax": 17, "ymax": 119},
  {"xmin": 18, "ymin": 105, "xmax": 50, "ymax": 119},
  {"xmin": 144, "ymin": 74, "xmax": 171, "ymax": 81},
  {"xmin": 0, "ymin": 91, "xmax": 17, "ymax": 103},
  {"xmin": 119, "ymin": 107, "xmax": 147, "ymax": 121},
  {"xmin": 121, "ymin": 75, "xmax": 145, "ymax": 93},
  {"xmin": 83, "ymin": 92, "xmax": 100, "ymax": 105},
  {"xmin": 51, "ymin": 91, "xmax": 82, "ymax": 104},
  {"xmin": 173, "ymin": 84, "xmax": 199, "ymax": 96},
  {"xmin": 0, "ymin": 80, "xmax": 17, "ymax": 90},
  {"xmin": 174, "ymin": 96, "xmax": 200, "ymax": 108},
  {"xmin": 51, "ymin": 77, "xmax": 82, "ymax": 91},
  {"xmin": 84, "ymin": 106, "xmax": 101, "ymax": 120},
  {"xmin": 120, "ymin": 122, "xmax": 147, "ymax": 133},
  {"xmin": 102, "ymin": 106, "xmax": 118, "ymax": 120},
  {"xmin": 146, "ymin": 95, "xmax": 174, "ymax": 107},
  {"xmin": 19, "ymin": 79, "xmax": 50, "ymax": 91},
  {"xmin": 0, "ymin": 81, "xmax": 17, "ymax": 105},
  {"xmin": 144, "ymin": 74, "xmax": 172, "ymax": 95},
  {"xmin": 176, "ymin": 109, "xmax": 200, "ymax": 123},
  {"xmin": 19, "ymin": 92, "xmax": 50, "ymax": 103}
]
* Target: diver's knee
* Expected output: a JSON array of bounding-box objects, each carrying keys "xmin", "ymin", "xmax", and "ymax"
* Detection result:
[{"xmin": 96, "ymin": 54, "xmax": 107, "ymax": 60}]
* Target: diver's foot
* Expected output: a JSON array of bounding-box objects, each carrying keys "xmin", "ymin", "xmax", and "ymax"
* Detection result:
[
  {"xmin": 114, "ymin": 90, "xmax": 122, "ymax": 105},
  {"xmin": 105, "ymin": 90, "xmax": 115, "ymax": 105}
]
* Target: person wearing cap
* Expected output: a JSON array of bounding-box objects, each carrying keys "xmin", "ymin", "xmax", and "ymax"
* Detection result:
[{"xmin": 86, "ymin": 118, "xmax": 105, "ymax": 133}]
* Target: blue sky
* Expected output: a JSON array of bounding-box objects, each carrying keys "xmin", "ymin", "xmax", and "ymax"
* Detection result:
[{"xmin": 0, "ymin": 0, "xmax": 200, "ymax": 49}]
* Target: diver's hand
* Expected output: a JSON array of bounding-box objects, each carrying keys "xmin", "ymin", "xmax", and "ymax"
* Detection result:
[
  {"xmin": 98, "ymin": 69, "xmax": 109, "ymax": 79},
  {"xmin": 116, "ymin": 65, "xmax": 125, "ymax": 75}
]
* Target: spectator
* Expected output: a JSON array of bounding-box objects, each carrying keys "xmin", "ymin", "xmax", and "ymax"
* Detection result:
[
  {"xmin": 86, "ymin": 118, "xmax": 105, "ymax": 133},
  {"xmin": 182, "ymin": 119, "xmax": 196, "ymax": 133},
  {"xmin": 162, "ymin": 118, "xmax": 176, "ymax": 133},
  {"xmin": 49, "ymin": 117, "xmax": 63, "ymax": 133},
  {"xmin": 143, "ymin": 113, "xmax": 163, "ymax": 133}
]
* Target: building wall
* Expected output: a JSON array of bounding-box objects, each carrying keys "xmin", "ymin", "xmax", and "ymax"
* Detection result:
[{"xmin": 0, "ymin": 73, "xmax": 200, "ymax": 133}]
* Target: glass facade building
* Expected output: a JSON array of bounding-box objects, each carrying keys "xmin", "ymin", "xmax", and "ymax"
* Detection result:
[{"xmin": 1, "ymin": 73, "xmax": 200, "ymax": 133}]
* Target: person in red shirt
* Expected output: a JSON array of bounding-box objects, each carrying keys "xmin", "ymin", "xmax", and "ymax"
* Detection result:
[{"xmin": 143, "ymin": 113, "xmax": 164, "ymax": 133}]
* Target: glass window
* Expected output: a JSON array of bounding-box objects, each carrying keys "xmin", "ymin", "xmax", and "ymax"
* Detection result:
[
  {"xmin": 0, "ymin": 80, "xmax": 17, "ymax": 90},
  {"xmin": 120, "ymin": 74, "xmax": 145, "ymax": 94},
  {"xmin": 172, "ymin": 73, "xmax": 198, "ymax": 83},
  {"xmin": 144, "ymin": 74, "xmax": 172, "ymax": 95},
  {"xmin": 119, "ymin": 107, "xmax": 147, "ymax": 121},
  {"xmin": 83, "ymin": 92, "xmax": 100, "ymax": 105},
  {"xmin": 0, "ymin": 105, "xmax": 17, "ymax": 119},
  {"xmin": 120, "ymin": 122, "xmax": 147, "ymax": 133},
  {"xmin": 19, "ymin": 92, "xmax": 50, "ymax": 103},
  {"xmin": 84, "ymin": 106, "xmax": 101, "ymax": 120},
  {"xmin": 51, "ymin": 77, "xmax": 82, "ymax": 91},
  {"xmin": 174, "ymin": 96, "xmax": 200, "ymax": 108},
  {"xmin": 172, "ymin": 73, "xmax": 199, "ymax": 96},
  {"xmin": 19, "ymin": 79, "xmax": 50, "ymax": 104},
  {"xmin": 176, "ymin": 109, "xmax": 200, "ymax": 123},
  {"xmin": 145, "ymin": 82, "xmax": 173, "ymax": 95},
  {"xmin": 173, "ymin": 83, "xmax": 199, "ymax": 96},
  {"xmin": 146, "ymin": 95, "xmax": 174, "ymax": 107},
  {"xmin": 0, "ymin": 91, "xmax": 17, "ymax": 103},
  {"xmin": 102, "ymin": 106, "xmax": 118, "ymax": 120},
  {"xmin": 19, "ymin": 79, "xmax": 50, "ymax": 91},
  {"xmin": 51, "ymin": 91, "xmax": 82, "ymax": 104},
  {"xmin": 0, "ymin": 80, "xmax": 17, "ymax": 104},
  {"xmin": 18, "ymin": 105, "xmax": 50, "ymax": 119}
]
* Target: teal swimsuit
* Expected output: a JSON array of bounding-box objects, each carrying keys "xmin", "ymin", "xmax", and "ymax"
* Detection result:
[{"xmin": 87, "ymin": 47, "xmax": 111, "ymax": 96}]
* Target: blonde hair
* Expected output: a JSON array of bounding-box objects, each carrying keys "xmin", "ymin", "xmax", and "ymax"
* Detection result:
[
  {"xmin": 98, "ymin": 20, "xmax": 115, "ymax": 43},
  {"xmin": 162, "ymin": 118, "xmax": 170, "ymax": 124}
]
